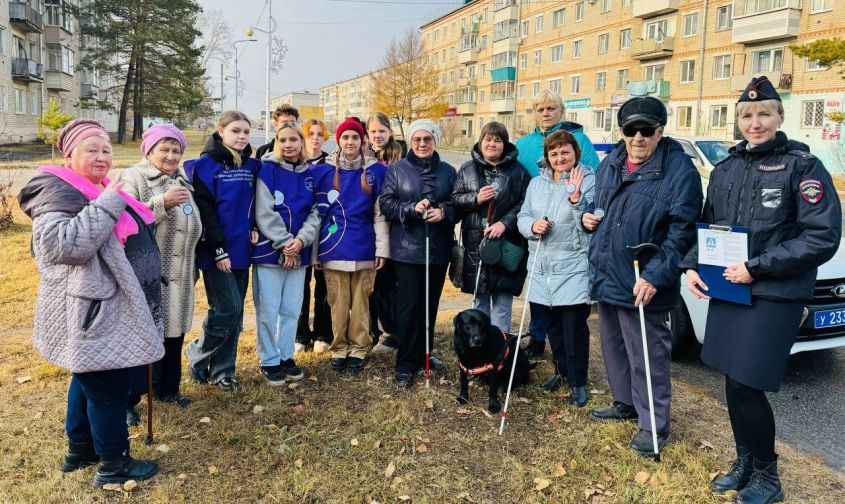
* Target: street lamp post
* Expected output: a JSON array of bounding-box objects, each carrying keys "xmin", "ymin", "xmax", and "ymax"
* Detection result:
[
  {"xmin": 246, "ymin": 0, "xmax": 278, "ymax": 143},
  {"xmin": 232, "ymin": 38, "xmax": 257, "ymax": 110}
]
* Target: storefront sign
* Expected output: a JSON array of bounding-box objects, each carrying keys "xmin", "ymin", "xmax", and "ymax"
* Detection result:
[{"xmin": 564, "ymin": 98, "xmax": 591, "ymax": 109}]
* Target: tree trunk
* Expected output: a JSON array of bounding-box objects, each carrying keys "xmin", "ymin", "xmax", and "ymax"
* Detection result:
[
  {"xmin": 117, "ymin": 49, "xmax": 136, "ymax": 144},
  {"xmin": 132, "ymin": 48, "xmax": 144, "ymax": 141}
]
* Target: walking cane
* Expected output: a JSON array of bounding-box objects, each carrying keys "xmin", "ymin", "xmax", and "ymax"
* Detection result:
[
  {"xmin": 627, "ymin": 242, "xmax": 662, "ymax": 461},
  {"xmin": 145, "ymin": 363, "xmax": 154, "ymax": 445},
  {"xmin": 423, "ymin": 209, "xmax": 431, "ymax": 389},
  {"xmin": 499, "ymin": 218, "xmax": 548, "ymax": 435}
]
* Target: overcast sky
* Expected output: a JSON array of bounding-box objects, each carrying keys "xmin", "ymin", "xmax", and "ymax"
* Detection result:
[{"xmin": 197, "ymin": 0, "xmax": 461, "ymax": 121}]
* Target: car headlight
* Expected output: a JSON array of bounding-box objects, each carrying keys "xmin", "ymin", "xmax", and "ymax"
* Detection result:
[{"xmin": 800, "ymin": 307, "xmax": 809, "ymax": 327}]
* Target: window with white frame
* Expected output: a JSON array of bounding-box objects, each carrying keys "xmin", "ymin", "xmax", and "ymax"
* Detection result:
[
  {"xmin": 434, "ymin": 28, "xmax": 441, "ymax": 42},
  {"xmin": 680, "ymin": 60, "xmax": 695, "ymax": 82},
  {"xmin": 480, "ymin": 90, "xmax": 485, "ymax": 102},
  {"xmin": 677, "ymin": 106, "xmax": 692, "ymax": 129},
  {"xmin": 644, "ymin": 63, "xmax": 665, "ymax": 81},
  {"xmin": 491, "ymin": 81, "xmax": 515, "ymax": 100},
  {"xmin": 802, "ymin": 100, "xmax": 824, "ymax": 127},
  {"xmin": 596, "ymin": 71, "xmax": 607, "ymax": 91},
  {"xmin": 573, "ymin": 40, "xmax": 583, "ymax": 58},
  {"xmin": 682, "ymin": 13, "xmax": 698, "ymax": 37},
  {"xmin": 601, "ymin": 0, "xmax": 612, "ymax": 13},
  {"xmin": 593, "ymin": 109, "xmax": 606, "ymax": 129},
  {"xmin": 518, "ymin": 83, "xmax": 526, "ymax": 99},
  {"xmin": 549, "ymin": 78, "xmax": 562, "ymax": 94},
  {"xmin": 30, "ymin": 91, "xmax": 37, "ymax": 116},
  {"xmin": 713, "ymin": 55, "xmax": 732, "ymax": 79},
  {"xmin": 0, "ymin": 27, "xmax": 5, "ymax": 55},
  {"xmin": 646, "ymin": 20, "xmax": 668, "ymax": 42},
  {"xmin": 620, "ymin": 28, "xmax": 632, "ymax": 49},
  {"xmin": 550, "ymin": 44, "xmax": 564, "ymax": 62},
  {"xmin": 811, "ymin": 0, "xmax": 832, "ymax": 11},
  {"xmin": 536, "ymin": 15, "xmax": 544, "ymax": 33},
  {"xmin": 15, "ymin": 88, "xmax": 25, "ymax": 114},
  {"xmin": 623, "ymin": 0, "xmax": 632, "ymax": 5},
  {"xmin": 567, "ymin": 112, "xmax": 578, "ymax": 122},
  {"xmin": 716, "ymin": 5, "xmax": 733, "ymax": 31},
  {"xmin": 480, "ymin": 63, "xmax": 486, "ymax": 74},
  {"xmin": 532, "ymin": 81, "xmax": 540, "ymax": 98},
  {"xmin": 751, "ymin": 48, "xmax": 783, "ymax": 73},
  {"xmin": 711, "ymin": 105, "xmax": 729, "ymax": 128},
  {"xmin": 806, "ymin": 57, "xmax": 828, "ymax": 71},
  {"xmin": 575, "ymin": 1, "xmax": 585, "ymax": 21},
  {"xmin": 534, "ymin": 49, "xmax": 542, "ymax": 66},
  {"xmin": 519, "ymin": 53, "xmax": 527, "ymax": 69},
  {"xmin": 553, "ymin": 8, "xmax": 565, "ymax": 27},
  {"xmin": 466, "ymin": 119, "xmax": 474, "ymax": 138},
  {"xmin": 598, "ymin": 34, "xmax": 609, "ymax": 54},
  {"xmin": 617, "ymin": 68, "xmax": 629, "ymax": 88},
  {"xmin": 570, "ymin": 75, "xmax": 581, "ymax": 94},
  {"xmin": 522, "ymin": 20, "xmax": 529, "ymax": 37}
]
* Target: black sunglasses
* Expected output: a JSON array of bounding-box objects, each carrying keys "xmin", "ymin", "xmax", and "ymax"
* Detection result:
[{"xmin": 622, "ymin": 124, "xmax": 658, "ymax": 138}]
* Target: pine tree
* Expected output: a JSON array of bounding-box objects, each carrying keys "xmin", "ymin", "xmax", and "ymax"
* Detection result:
[{"xmin": 37, "ymin": 98, "xmax": 75, "ymax": 160}]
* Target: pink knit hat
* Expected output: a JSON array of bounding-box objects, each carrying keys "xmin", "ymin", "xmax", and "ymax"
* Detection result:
[
  {"xmin": 141, "ymin": 123, "xmax": 187, "ymax": 156},
  {"xmin": 57, "ymin": 119, "xmax": 110, "ymax": 157}
]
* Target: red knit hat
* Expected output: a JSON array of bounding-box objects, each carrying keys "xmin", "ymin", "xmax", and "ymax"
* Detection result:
[{"xmin": 335, "ymin": 117, "xmax": 365, "ymax": 143}]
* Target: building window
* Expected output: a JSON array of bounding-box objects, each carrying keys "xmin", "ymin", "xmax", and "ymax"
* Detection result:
[
  {"xmin": 492, "ymin": 51, "xmax": 516, "ymax": 68},
  {"xmin": 716, "ymin": 5, "xmax": 733, "ymax": 31},
  {"xmin": 713, "ymin": 55, "xmax": 732, "ymax": 79},
  {"xmin": 30, "ymin": 91, "xmax": 38, "ymax": 116},
  {"xmin": 519, "ymin": 53, "xmax": 527, "ymax": 69},
  {"xmin": 491, "ymin": 81, "xmax": 515, "ymax": 100},
  {"xmin": 601, "ymin": 0, "xmax": 612, "ymax": 13},
  {"xmin": 680, "ymin": 60, "xmax": 695, "ymax": 83},
  {"xmin": 751, "ymin": 48, "xmax": 783, "ymax": 73},
  {"xmin": 575, "ymin": 1, "xmax": 585, "ymax": 21},
  {"xmin": 802, "ymin": 100, "xmax": 825, "ymax": 128},
  {"xmin": 623, "ymin": 0, "xmax": 632, "ymax": 5},
  {"xmin": 646, "ymin": 20, "xmax": 668, "ymax": 42},
  {"xmin": 598, "ymin": 33, "xmax": 609, "ymax": 54},
  {"xmin": 711, "ymin": 105, "xmax": 729, "ymax": 128},
  {"xmin": 480, "ymin": 90, "xmax": 486, "ymax": 102},
  {"xmin": 811, "ymin": 0, "xmax": 832, "ymax": 11},
  {"xmin": 0, "ymin": 27, "xmax": 4, "ymax": 55},
  {"xmin": 644, "ymin": 64, "xmax": 665, "ymax": 81},
  {"xmin": 806, "ymin": 58, "xmax": 828, "ymax": 71},
  {"xmin": 572, "ymin": 40, "xmax": 583, "ymax": 58},
  {"xmin": 536, "ymin": 15, "xmax": 544, "ymax": 33},
  {"xmin": 682, "ymin": 13, "xmax": 699, "ymax": 37},
  {"xmin": 549, "ymin": 78, "xmax": 562, "ymax": 94},
  {"xmin": 570, "ymin": 75, "xmax": 581, "ymax": 94},
  {"xmin": 596, "ymin": 71, "xmax": 607, "ymax": 91},
  {"xmin": 522, "ymin": 20, "xmax": 530, "ymax": 37},
  {"xmin": 620, "ymin": 28, "xmax": 632, "ymax": 49},
  {"xmin": 553, "ymin": 8, "xmax": 565, "ymax": 28},
  {"xmin": 434, "ymin": 28, "xmax": 440, "ymax": 42},
  {"xmin": 534, "ymin": 49, "xmax": 542, "ymax": 66},
  {"xmin": 532, "ymin": 81, "xmax": 540, "ymax": 98},
  {"xmin": 518, "ymin": 83, "xmax": 526, "ymax": 100},
  {"xmin": 616, "ymin": 68, "xmax": 629, "ymax": 89},
  {"xmin": 550, "ymin": 44, "xmax": 564, "ymax": 62},
  {"xmin": 677, "ymin": 106, "xmax": 692, "ymax": 129},
  {"xmin": 593, "ymin": 109, "xmax": 606, "ymax": 130},
  {"xmin": 15, "ymin": 88, "xmax": 26, "ymax": 114},
  {"xmin": 480, "ymin": 35, "xmax": 487, "ymax": 50},
  {"xmin": 480, "ymin": 64, "xmax": 486, "ymax": 74}
]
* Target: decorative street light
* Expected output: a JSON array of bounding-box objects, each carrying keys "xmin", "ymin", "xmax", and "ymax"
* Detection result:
[
  {"xmin": 246, "ymin": 0, "xmax": 288, "ymax": 143},
  {"xmin": 231, "ymin": 38, "xmax": 257, "ymax": 110}
]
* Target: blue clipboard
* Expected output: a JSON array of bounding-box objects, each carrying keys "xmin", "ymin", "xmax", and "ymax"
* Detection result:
[{"xmin": 696, "ymin": 223, "xmax": 752, "ymax": 306}]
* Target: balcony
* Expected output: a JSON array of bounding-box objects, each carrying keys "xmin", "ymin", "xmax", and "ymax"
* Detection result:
[
  {"xmin": 633, "ymin": 0, "xmax": 678, "ymax": 18},
  {"xmin": 9, "ymin": 3, "xmax": 43, "ymax": 33},
  {"xmin": 81, "ymin": 82, "xmax": 99, "ymax": 99},
  {"xmin": 457, "ymin": 103, "xmax": 477, "ymax": 115},
  {"xmin": 46, "ymin": 70, "xmax": 74, "ymax": 91},
  {"xmin": 626, "ymin": 80, "xmax": 671, "ymax": 99},
  {"xmin": 730, "ymin": 71, "xmax": 792, "ymax": 92},
  {"xmin": 732, "ymin": 3, "xmax": 801, "ymax": 45},
  {"xmin": 490, "ymin": 98, "xmax": 515, "ymax": 113},
  {"xmin": 458, "ymin": 47, "xmax": 479, "ymax": 64},
  {"xmin": 491, "ymin": 66, "xmax": 516, "ymax": 83},
  {"xmin": 494, "ymin": 5, "xmax": 519, "ymax": 24},
  {"xmin": 632, "ymin": 36, "xmax": 674, "ymax": 60},
  {"xmin": 45, "ymin": 25, "xmax": 73, "ymax": 45},
  {"xmin": 492, "ymin": 36, "xmax": 520, "ymax": 55},
  {"xmin": 11, "ymin": 58, "xmax": 44, "ymax": 82},
  {"xmin": 458, "ymin": 75, "xmax": 477, "ymax": 87}
]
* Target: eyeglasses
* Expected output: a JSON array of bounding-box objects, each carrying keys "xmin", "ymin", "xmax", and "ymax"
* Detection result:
[
  {"xmin": 622, "ymin": 124, "xmax": 658, "ymax": 138},
  {"xmin": 412, "ymin": 137, "xmax": 435, "ymax": 145}
]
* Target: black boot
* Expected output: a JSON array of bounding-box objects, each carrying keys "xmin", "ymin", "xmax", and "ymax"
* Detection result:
[
  {"xmin": 93, "ymin": 452, "xmax": 159, "ymax": 488},
  {"xmin": 523, "ymin": 339, "xmax": 546, "ymax": 359},
  {"xmin": 713, "ymin": 446, "xmax": 753, "ymax": 493},
  {"xmin": 569, "ymin": 386, "xmax": 589, "ymax": 407},
  {"xmin": 734, "ymin": 457, "xmax": 784, "ymax": 504},
  {"xmin": 62, "ymin": 440, "xmax": 99, "ymax": 472}
]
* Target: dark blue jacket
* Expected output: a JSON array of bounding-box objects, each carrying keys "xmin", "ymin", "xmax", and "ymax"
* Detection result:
[
  {"xmin": 588, "ymin": 137, "xmax": 703, "ymax": 311},
  {"xmin": 379, "ymin": 151, "xmax": 457, "ymax": 265}
]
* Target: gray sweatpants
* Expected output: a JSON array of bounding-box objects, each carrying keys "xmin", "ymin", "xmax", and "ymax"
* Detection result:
[{"xmin": 598, "ymin": 302, "xmax": 672, "ymax": 434}]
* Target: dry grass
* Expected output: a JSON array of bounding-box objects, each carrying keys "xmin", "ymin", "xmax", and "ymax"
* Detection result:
[{"xmin": 2, "ymin": 209, "xmax": 844, "ymax": 503}]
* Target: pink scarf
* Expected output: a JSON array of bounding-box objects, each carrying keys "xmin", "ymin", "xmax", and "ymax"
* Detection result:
[{"xmin": 39, "ymin": 165, "xmax": 155, "ymax": 245}]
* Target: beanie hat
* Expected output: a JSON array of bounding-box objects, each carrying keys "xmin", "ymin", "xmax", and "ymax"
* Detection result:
[
  {"xmin": 408, "ymin": 119, "xmax": 441, "ymax": 145},
  {"xmin": 336, "ymin": 117, "xmax": 365, "ymax": 143},
  {"xmin": 141, "ymin": 123, "xmax": 187, "ymax": 156},
  {"xmin": 57, "ymin": 119, "xmax": 110, "ymax": 158}
]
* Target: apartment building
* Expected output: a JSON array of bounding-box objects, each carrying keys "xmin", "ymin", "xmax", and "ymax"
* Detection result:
[
  {"xmin": 0, "ymin": 0, "xmax": 117, "ymax": 145},
  {"xmin": 270, "ymin": 90, "xmax": 323, "ymax": 121},
  {"xmin": 320, "ymin": 73, "xmax": 377, "ymax": 126}
]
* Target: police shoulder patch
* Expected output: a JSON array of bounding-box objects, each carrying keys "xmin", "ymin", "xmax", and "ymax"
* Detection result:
[{"xmin": 800, "ymin": 179, "xmax": 823, "ymax": 204}]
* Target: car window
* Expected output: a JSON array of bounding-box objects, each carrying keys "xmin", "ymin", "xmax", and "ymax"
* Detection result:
[
  {"xmin": 696, "ymin": 141, "xmax": 733, "ymax": 166},
  {"xmin": 676, "ymin": 139, "xmax": 701, "ymax": 164}
]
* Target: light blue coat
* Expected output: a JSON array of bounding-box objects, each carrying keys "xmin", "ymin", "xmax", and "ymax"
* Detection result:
[
  {"xmin": 517, "ymin": 162, "xmax": 595, "ymax": 307},
  {"xmin": 515, "ymin": 122, "xmax": 600, "ymax": 177}
]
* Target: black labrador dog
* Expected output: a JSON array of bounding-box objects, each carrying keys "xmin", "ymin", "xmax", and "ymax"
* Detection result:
[{"xmin": 453, "ymin": 309, "xmax": 532, "ymax": 413}]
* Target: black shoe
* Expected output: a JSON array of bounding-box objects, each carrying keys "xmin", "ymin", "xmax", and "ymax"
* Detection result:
[
  {"xmin": 734, "ymin": 457, "xmax": 784, "ymax": 504},
  {"xmin": 713, "ymin": 446, "xmax": 754, "ymax": 493},
  {"xmin": 395, "ymin": 371, "xmax": 416, "ymax": 389},
  {"xmin": 215, "ymin": 377, "xmax": 239, "ymax": 392},
  {"xmin": 629, "ymin": 428, "xmax": 670, "ymax": 457},
  {"xmin": 261, "ymin": 366, "xmax": 286, "ymax": 386},
  {"xmin": 159, "ymin": 393, "xmax": 192, "ymax": 408},
  {"xmin": 347, "ymin": 357, "xmax": 365, "ymax": 374},
  {"xmin": 542, "ymin": 374, "xmax": 564, "ymax": 392},
  {"xmin": 523, "ymin": 339, "xmax": 546, "ymax": 359},
  {"xmin": 93, "ymin": 453, "xmax": 159, "ymax": 488},
  {"xmin": 188, "ymin": 365, "xmax": 208, "ymax": 384},
  {"xmin": 330, "ymin": 357, "xmax": 348, "ymax": 372},
  {"xmin": 125, "ymin": 408, "xmax": 140, "ymax": 427},
  {"xmin": 569, "ymin": 386, "xmax": 589, "ymax": 407},
  {"xmin": 62, "ymin": 440, "xmax": 99, "ymax": 473},
  {"xmin": 281, "ymin": 359, "xmax": 305, "ymax": 381},
  {"xmin": 428, "ymin": 355, "xmax": 445, "ymax": 373},
  {"xmin": 589, "ymin": 401, "xmax": 639, "ymax": 421}
]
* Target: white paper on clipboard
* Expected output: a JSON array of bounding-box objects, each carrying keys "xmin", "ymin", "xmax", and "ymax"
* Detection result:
[{"xmin": 697, "ymin": 226, "xmax": 748, "ymax": 268}]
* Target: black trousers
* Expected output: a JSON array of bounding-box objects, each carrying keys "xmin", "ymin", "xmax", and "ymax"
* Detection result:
[
  {"xmin": 547, "ymin": 304, "xmax": 591, "ymax": 387},
  {"xmin": 297, "ymin": 267, "xmax": 333, "ymax": 345},
  {"xmin": 394, "ymin": 261, "xmax": 447, "ymax": 374},
  {"xmin": 369, "ymin": 260, "xmax": 398, "ymax": 340},
  {"xmin": 153, "ymin": 334, "xmax": 185, "ymax": 398},
  {"xmin": 725, "ymin": 376, "xmax": 777, "ymax": 462}
]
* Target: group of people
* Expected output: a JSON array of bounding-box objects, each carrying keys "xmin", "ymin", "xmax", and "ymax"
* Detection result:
[{"xmin": 18, "ymin": 77, "xmax": 841, "ymax": 504}]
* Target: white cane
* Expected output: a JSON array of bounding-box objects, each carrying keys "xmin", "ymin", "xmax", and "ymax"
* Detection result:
[{"xmin": 424, "ymin": 210, "xmax": 431, "ymax": 389}]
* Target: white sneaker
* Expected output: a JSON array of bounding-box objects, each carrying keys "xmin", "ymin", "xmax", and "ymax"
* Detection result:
[
  {"xmin": 312, "ymin": 341, "xmax": 330, "ymax": 354},
  {"xmin": 371, "ymin": 342, "xmax": 397, "ymax": 354},
  {"xmin": 294, "ymin": 342, "xmax": 306, "ymax": 354}
]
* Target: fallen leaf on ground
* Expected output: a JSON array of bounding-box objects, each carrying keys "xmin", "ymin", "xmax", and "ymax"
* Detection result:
[
  {"xmin": 518, "ymin": 397, "xmax": 531, "ymax": 404},
  {"xmin": 569, "ymin": 459, "xmax": 578, "ymax": 471},
  {"xmin": 16, "ymin": 376, "xmax": 32, "ymax": 384},
  {"xmin": 156, "ymin": 444, "xmax": 170, "ymax": 454},
  {"xmin": 102, "ymin": 483, "xmax": 122, "ymax": 492},
  {"xmin": 481, "ymin": 408, "xmax": 492, "ymax": 418},
  {"xmin": 123, "ymin": 480, "xmax": 138, "ymax": 491},
  {"xmin": 456, "ymin": 492, "xmax": 476, "ymax": 502},
  {"xmin": 128, "ymin": 433, "xmax": 140, "ymax": 440},
  {"xmin": 292, "ymin": 404, "xmax": 305, "ymax": 415},
  {"xmin": 398, "ymin": 496, "xmax": 411, "ymax": 501},
  {"xmin": 699, "ymin": 440, "xmax": 715, "ymax": 450},
  {"xmin": 208, "ymin": 465, "xmax": 219, "ymax": 475},
  {"xmin": 33, "ymin": 411, "xmax": 43, "ymax": 419},
  {"xmin": 534, "ymin": 478, "xmax": 550, "ymax": 491},
  {"xmin": 350, "ymin": 438, "xmax": 359, "ymax": 446},
  {"xmin": 252, "ymin": 405, "xmax": 265, "ymax": 414},
  {"xmin": 456, "ymin": 407, "xmax": 472, "ymax": 415},
  {"xmin": 374, "ymin": 440, "xmax": 382, "ymax": 449},
  {"xmin": 177, "ymin": 473, "xmax": 188, "ymax": 481},
  {"xmin": 425, "ymin": 399, "xmax": 434, "ymax": 410},
  {"xmin": 416, "ymin": 443, "xmax": 428, "ymax": 454},
  {"xmin": 590, "ymin": 389, "xmax": 605, "ymax": 395},
  {"xmin": 585, "ymin": 488, "xmax": 601, "ymax": 499},
  {"xmin": 552, "ymin": 463, "xmax": 567, "ymax": 477},
  {"xmin": 439, "ymin": 377, "xmax": 450, "ymax": 385},
  {"xmin": 288, "ymin": 382, "xmax": 299, "ymax": 390},
  {"xmin": 634, "ymin": 471, "xmax": 650, "ymax": 485},
  {"xmin": 294, "ymin": 458, "xmax": 303, "ymax": 468},
  {"xmin": 385, "ymin": 461, "xmax": 396, "ymax": 478},
  {"xmin": 390, "ymin": 476, "xmax": 403, "ymax": 489},
  {"xmin": 199, "ymin": 417, "xmax": 211, "ymax": 424}
]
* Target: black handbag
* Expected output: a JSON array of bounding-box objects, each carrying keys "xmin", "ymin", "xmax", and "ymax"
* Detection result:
[{"xmin": 449, "ymin": 232, "xmax": 465, "ymax": 288}]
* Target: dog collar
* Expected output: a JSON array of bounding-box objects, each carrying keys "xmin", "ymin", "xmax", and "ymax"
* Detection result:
[{"xmin": 459, "ymin": 329, "xmax": 510, "ymax": 376}]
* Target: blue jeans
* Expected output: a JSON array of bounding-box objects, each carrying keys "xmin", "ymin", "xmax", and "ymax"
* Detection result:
[
  {"xmin": 185, "ymin": 268, "xmax": 249, "ymax": 383},
  {"xmin": 66, "ymin": 368, "xmax": 132, "ymax": 456},
  {"xmin": 253, "ymin": 264, "xmax": 307, "ymax": 366},
  {"xmin": 529, "ymin": 302, "xmax": 549, "ymax": 342},
  {"xmin": 472, "ymin": 291, "xmax": 514, "ymax": 334}
]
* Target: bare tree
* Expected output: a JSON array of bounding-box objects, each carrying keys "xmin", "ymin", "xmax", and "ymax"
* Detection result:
[{"xmin": 197, "ymin": 8, "xmax": 233, "ymax": 68}]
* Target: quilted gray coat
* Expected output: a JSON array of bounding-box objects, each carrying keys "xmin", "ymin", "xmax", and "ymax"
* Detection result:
[{"xmin": 18, "ymin": 172, "xmax": 164, "ymax": 373}]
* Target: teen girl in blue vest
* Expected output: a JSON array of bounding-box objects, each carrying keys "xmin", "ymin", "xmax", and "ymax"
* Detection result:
[
  {"xmin": 251, "ymin": 122, "xmax": 320, "ymax": 385},
  {"xmin": 184, "ymin": 111, "xmax": 259, "ymax": 392},
  {"xmin": 311, "ymin": 118, "xmax": 389, "ymax": 374}
]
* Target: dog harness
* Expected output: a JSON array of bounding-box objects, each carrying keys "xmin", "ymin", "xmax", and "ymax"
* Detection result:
[{"xmin": 459, "ymin": 329, "xmax": 510, "ymax": 376}]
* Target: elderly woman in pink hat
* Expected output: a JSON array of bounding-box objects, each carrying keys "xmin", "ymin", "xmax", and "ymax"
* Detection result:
[
  {"xmin": 123, "ymin": 124, "xmax": 202, "ymax": 409},
  {"xmin": 17, "ymin": 119, "xmax": 163, "ymax": 487}
]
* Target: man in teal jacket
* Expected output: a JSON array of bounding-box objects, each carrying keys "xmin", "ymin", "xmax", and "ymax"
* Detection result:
[{"xmin": 515, "ymin": 90, "xmax": 600, "ymax": 358}]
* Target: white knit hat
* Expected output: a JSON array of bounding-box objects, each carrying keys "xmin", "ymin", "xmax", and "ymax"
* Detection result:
[{"xmin": 407, "ymin": 119, "xmax": 441, "ymax": 145}]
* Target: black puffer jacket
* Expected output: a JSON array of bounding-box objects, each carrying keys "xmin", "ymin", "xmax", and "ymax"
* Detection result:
[
  {"xmin": 451, "ymin": 142, "xmax": 530, "ymax": 295},
  {"xmin": 682, "ymin": 131, "xmax": 841, "ymax": 301}
]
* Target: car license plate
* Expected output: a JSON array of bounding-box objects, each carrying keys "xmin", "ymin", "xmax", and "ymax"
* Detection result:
[{"xmin": 814, "ymin": 308, "xmax": 845, "ymax": 329}]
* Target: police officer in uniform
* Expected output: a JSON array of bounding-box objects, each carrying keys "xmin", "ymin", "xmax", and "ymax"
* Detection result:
[{"xmin": 684, "ymin": 76, "xmax": 841, "ymax": 504}]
